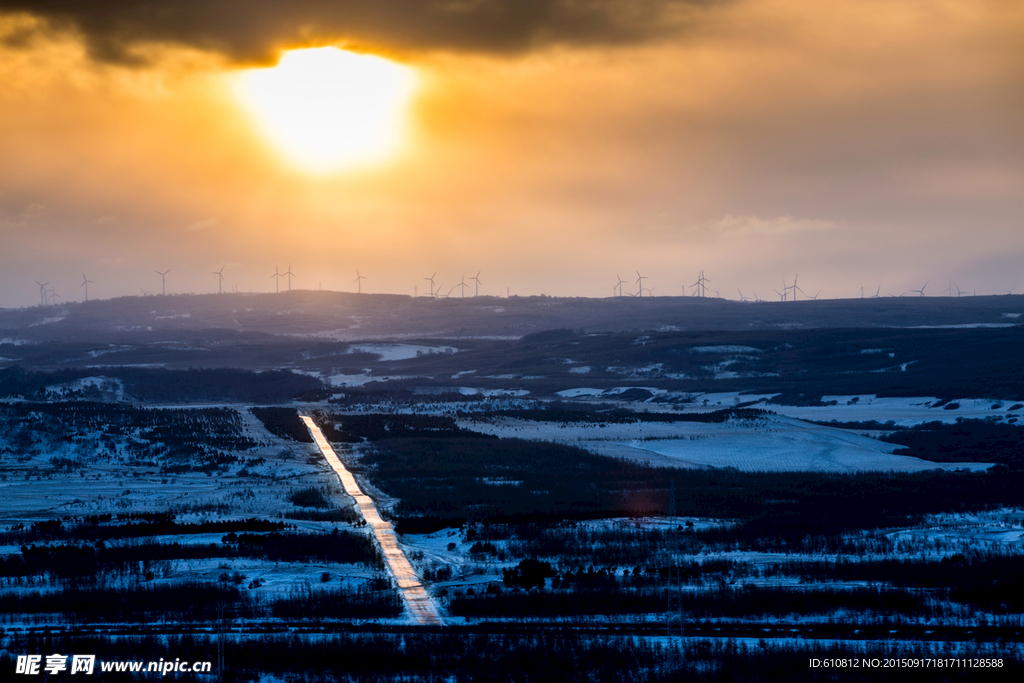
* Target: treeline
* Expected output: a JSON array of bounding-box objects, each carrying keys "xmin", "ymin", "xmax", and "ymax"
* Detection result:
[
  {"xmin": 314, "ymin": 411, "xmax": 492, "ymax": 442},
  {"xmin": 225, "ymin": 530, "xmax": 382, "ymax": 567},
  {"xmin": 251, "ymin": 406, "xmax": 312, "ymax": 442},
  {"xmin": 1, "ymin": 531, "xmax": 382, "ymax": 581},
  {"xmin": 0, "ymin": 582, "xmax": 241, "ymax": 623},
  {"xmin": 366, "ymin": 436, "xmax": 1024, "ymax": 544},
  {"xmin": 0, "ymin": 366, "xmax": 324, "ymax": 403},
  {"xmin": 459, "ymin": 406, "xmax": 771, "ymax": 425},
  {"xmin": 879, "ymin": 419, "xmax": 1024, "ymax": 469},
  {"xmin": 449, "ymin": 584, "xmax": 932, "ymax": 620},
  {"xmin": 0, "ymin": 581, "xmax": 398, "ymax": 624},
  {"xmin": 270, "ymin": 584, "xmax": 400, "ymax": 620},
  {"xmin": 6, "ymin": 630, "xmax": 1014, "ymax": 683},
  {"xmin": 0, "ymin": 516, "xmax": 285, "ymax": 544},
  {"xmin": 779, "ymin": 553, "xmax": 1024, "ymax": 613},
  {"xmin": 0, "ymin": 402, "xmax": 258, "ymax": 474},
  {"xmin": 327, "ymin": 387, "xmax": 491, "ymax": 407},
  {"xmin": 0, "ymin": 402, "xmax": 256, "ymax": 451},
  {"xmin": 368, "ymin": 437, "xmax": 657, "ymax": 532}
]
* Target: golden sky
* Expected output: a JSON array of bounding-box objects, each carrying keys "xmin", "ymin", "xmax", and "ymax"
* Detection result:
[{"xmin": 1, "ymin": 0, "xmax": 1022, "ymax": 305}]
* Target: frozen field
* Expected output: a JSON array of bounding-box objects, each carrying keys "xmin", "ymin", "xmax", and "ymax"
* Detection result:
[
  {"xmin": 557, "ymin": 389, "xmax": 1019, "ymax": 427},
  {"xmin": 347, "ymin": 343, "xmax": 457, "ymax": 361},
  {"xmin": 745, "ymin": 395, "xmax": 1019, "ymax": 426},
  {"xmin": 462, "ymin": 414, "xmax": 993, "ymax": 473}
]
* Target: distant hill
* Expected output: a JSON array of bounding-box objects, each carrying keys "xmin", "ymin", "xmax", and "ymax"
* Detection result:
[{"xmin": 2, "ymin": 291, "xmax": 1021, "ymax": 342}]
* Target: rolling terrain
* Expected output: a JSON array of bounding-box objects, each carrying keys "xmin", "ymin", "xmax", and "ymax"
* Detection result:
[{"xmin": 1, "ymin": 292, "xmax": 1023, "ymax": 680}]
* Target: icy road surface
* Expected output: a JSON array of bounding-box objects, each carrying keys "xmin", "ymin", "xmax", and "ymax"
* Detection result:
[{"xmin": 300, "ymin": 416, "xmax": 442, "ymax": 625}]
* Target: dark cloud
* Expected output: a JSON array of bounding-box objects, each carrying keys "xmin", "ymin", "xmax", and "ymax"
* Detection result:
[{"xmin": 0, "ymin": 0, "xmax": 717, "ymax": 63}]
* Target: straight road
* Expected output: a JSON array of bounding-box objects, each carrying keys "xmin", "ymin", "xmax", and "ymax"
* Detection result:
[{"xmin": 299, "ymin": 415, "xmax": 443, "ymax": 626}]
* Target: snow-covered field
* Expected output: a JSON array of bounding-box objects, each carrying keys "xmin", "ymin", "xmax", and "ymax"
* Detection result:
[
  {"xmin": 749, "ymin": 395, "xmax": 1018, "ymax": 426},
  {"xmin": 348, "ymin": 343, "xmax": 457, "ymax": 361},
  {"xmin": 461, "ymin": 414, "xmax": 993, "ymax": 472},
  {"xmin": 556, "ymin": 389, "xmax": 1019, "ymax": 427}
]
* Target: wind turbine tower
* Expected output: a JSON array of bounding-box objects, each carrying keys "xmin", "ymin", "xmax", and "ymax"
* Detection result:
[
  {"xmin": 156, "ymin": 270, "xmax": 170, "ymax": 296},
  {"xmin": 692, "ymin": 270, "xmax": 710, "ymax": 297},
  {"xmin": 284, "ymin": 264, "xmax": 295, "ymax": 292},
  {"xmin": 81, "ymin": 273, "xmax": 94, "ymax": 302},
  {"xmin": 615, "ymin": 274, "xmax": 626, "ymax": 297},
  {"xmin": 423, "ymin": 273, "xmax": 437, "ymax": 298},
  {"xmin": 270, "ymin": 266, "xmax": 283, "ymax": 293},
  {"xmin": 35, "ymin": 281, "xmax": 49, "ymax": 307},
  {"xmin": 354, "ymin": 270, "xmax": 366, "ymax": 294},
  {"xmin": 635, "ymin": 270, "xmax": 647, "ymax": 298},
  {"xmin": 783, "ymin": 274, "xmax": 803, "ymax": 302},
  {"xmin": 470, "ymin": 271, "xmax": 482, "ymax": 297},
  {"xmin": 213, "ymin": 266, "xmax": 225, "ymax": 294}
]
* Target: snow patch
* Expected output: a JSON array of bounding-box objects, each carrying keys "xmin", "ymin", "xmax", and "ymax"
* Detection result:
[
  {"xmin": 463, "ymin": 414, "xmax": 993, "ymax": 473},
  {"xmin": 690, "ymin": 345, "xmax": 763, "ymax": 354},
  {"xmin": 30, "ymin": 317, "xmax": 65, "ymax": 326},
  {"xmin": 348, "ymin": 343, "xmax": 456, "ymax": 361}
]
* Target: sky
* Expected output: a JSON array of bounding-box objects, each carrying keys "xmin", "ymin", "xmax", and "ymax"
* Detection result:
[{"xmin": 0, "ymin": 0, "xmax": 1022, "ymax": 307}]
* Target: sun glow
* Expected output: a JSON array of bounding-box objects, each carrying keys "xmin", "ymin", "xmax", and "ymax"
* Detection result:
[{"xmin": 232, "ymin": 47, "xmax": 417, "ymax": 172}]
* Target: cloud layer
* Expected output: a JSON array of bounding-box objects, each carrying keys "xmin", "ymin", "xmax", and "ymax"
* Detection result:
[
  {"xmin": 0, "ymin": 1, "xmax": 1022, "ymax": 305},
  {"xmin": 0, "ymin": 0, "xmax": 716, "ymax": 63}
]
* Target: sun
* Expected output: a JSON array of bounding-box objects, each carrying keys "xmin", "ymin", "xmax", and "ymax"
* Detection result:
[{"xmin": 231, "ymin": 47, "xmax": 417, "ymax": 173}]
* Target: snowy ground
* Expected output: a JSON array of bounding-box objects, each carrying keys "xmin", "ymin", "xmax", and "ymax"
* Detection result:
[
  {"xmin": 0, "ymin": 410, "xmax": 393, "ymax": 606},
  {"xmin": 347, "ymin": 343, "xmax": 457, "ymax": 361},
  {"xmin": 558, "ymin": 390, "xmax": 1020, "ymax": 426},
  {"xmin": 748, "ymin": 395, "xmax": 1019, "ymax": 426},
  {"xmin": 460, "ymin": 414, "xmax": 992, "ymax": 473}
]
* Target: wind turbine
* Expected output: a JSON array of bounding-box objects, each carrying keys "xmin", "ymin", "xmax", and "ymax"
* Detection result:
[
  {"xmin": 354, "ymin": 270, "xmax": 366, "ymax": 294},
  {"xmin": 691, "ymin": 270, "xmax": 709, "ymax": 298},
  {"xmin": 871, "ymin": 285, "xmax": 881, "ymax": 298},
  {"xmin": 635, "ymin": 270, "xmax": 647, "ymax": 298},
  {"xmin": 270, "ymin": 265, "xmax": 283, "ymax": 293},
  {"xmin": 787, "ymin": 274, "xmax": 802, "ymax": 302},
  {"xmin": 156, "ymin": 270, "xmax": 170, "ymax": 296},
  {"xmin": 423, "ymin": 273, "xmax": 437, "ymax": 298},
  {"xmin": 737, "ymin": 289, "xmax": 749, "ymax": 302},
  {"xmin": 81, "ymin": 273, "xmax": 94, "ymax": 302},
  {"xmin": 455, "ymin": 275, "xmax": 469, "ymax": 298},
  {"xmin": 470, "ymin": 271, "xmax": 482, "ymax": 297},
  {"xmin": 775, "ymin": 288, "xmax": 787, "ymax": 302},
  {"xmin": 909, "ymin": 281, "xmax": 929, "ymax": 297},
  {"xmin": 955, "ymin": 283, "xmax": 967, "ymax": 298},
  {"xmin": 615, "ymin": 274, "xmax": 627, "ymax": 297},
  {"xmin": 284, "ymin": 264, "xmax": 295, "ymax": 292},
  {"xmin": 139, "ymin": 288, "xmax": 151, "ymax": 296},
  {"xmin": 35, "ymin": 281, "xmax": 49, "ymax": 306},
  {"xmin": 213, "ymin": 266, "xmax": 225, "ymax": 294}
]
